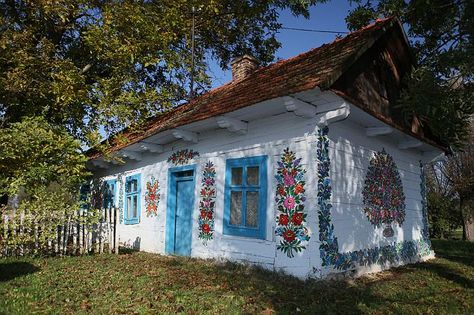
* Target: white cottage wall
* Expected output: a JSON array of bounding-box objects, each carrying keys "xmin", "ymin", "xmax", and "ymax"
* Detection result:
[
  {"xmin": 94, "ymin": 103, "xmax": 431, "ymax": 279},
  {"xmin": 96, "ymin": 111, "xmax": 322, "ymax": 278}
]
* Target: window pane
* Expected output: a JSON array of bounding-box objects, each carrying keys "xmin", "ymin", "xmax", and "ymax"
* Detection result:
[
  {"xmin": 126, "ymin": 182, "xmax": 131, "ymax": 193},
  {"xmin": 132, "ymin": 179, "xmax": 138, "ymax": 192},
  {"xmin": 133, "ymin": 195, "xmax": 138, "ymax": 218},
  {"xmin": 247, "ymin": 166, "xmax": 259, "ymax": 185},
  {"xmin": 231, "ymin": 167, "xmax": 243, "ymax": 185},
  {"xmin": 127, "ymin": 196, "xmax": 131, "ymax": 218},
  {"xmin": 230, "ymin": 191, "xmax": 242, "ymax": 225},
  {"xmin": 246, "ymin": 191, "xmax": 259, "ymax": 227}
]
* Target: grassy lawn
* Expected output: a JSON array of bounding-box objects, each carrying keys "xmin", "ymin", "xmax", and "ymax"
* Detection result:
[{"xmin": 0, "ymin": 240, "xmax": 472, "ymax": 314}]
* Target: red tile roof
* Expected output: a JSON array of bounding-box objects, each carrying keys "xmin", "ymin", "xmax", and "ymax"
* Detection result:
[{"xmin": 89, "ymin": 17, "xmax": 443, "ymax": 159}]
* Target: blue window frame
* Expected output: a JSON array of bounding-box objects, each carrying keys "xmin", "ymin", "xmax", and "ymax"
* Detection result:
[
  {"xmin": 124, "ymin": 174, "xmax": 141, "ymax": 225},
  {"xmin": 224, "ymin": 156, "xmax": 267, "ymax": 239},
  {"xmin": 103, "ymin": 179, "xmax": 117, "ymax": 210}
]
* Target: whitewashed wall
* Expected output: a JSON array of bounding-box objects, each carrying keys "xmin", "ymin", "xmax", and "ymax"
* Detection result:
[{"xmin": 96, "ymin": 105, "xmax": 430, "ymax": 279}]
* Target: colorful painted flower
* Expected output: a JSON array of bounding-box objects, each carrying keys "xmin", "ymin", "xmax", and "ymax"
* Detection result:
[
  {"xmin": 362, "ymin": 149, "xmax": 406, "ymax": 228},
  {"xmin": 275, "ymin": 148, "xmax": 310, "ymax": 258},
  {"xmin": 201, "ymin": 223, "xmax": 211, "ymax": 234},
  {"xmin": 279, "ymin": 214, "xmax": 289, "ymax": 226},
  {"xmin": 283, "ymin": 196, "xmax": 295, "ymax": 209},
  {"xmin": 198, "ymin": 161, "xmax": 216, "ymax": 245},
  {"xmin": 291, "ymin": 212, "xmax": 303, "ymax": 226},
  {"xmin": 316, "ymin": 126, "xmax": 428, "ymax": 271},
  {"xmin": 145, "ymin": 176, "xmax": 160, "ymax": 217},
  {"xmin": 294, "ymin": 183, "xmax": 304, "ymax": 195},
  {"xmin": 278, "ymin": 186, "xmax": 286, "ymax": 196},
  {"xmin": 168, "ymin": 149, "xmax": 200, "ymax": 166},
  {"xmin": 283, "ymin": 230, "xmax": 296, "ymax": 242},
  {"xmin": 283, "ymin": 174, "xmax": 295, "ymax": 186}
]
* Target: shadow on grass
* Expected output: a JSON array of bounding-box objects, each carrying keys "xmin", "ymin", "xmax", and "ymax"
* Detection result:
[
  {"xmin": 431, "ymin": 239, "xmax": 474, "ymax": 267},
  {"xmin": 0, "ymin": 262, "xmax": 39, "ymax": 282},
  {"xmin": 412, "ymin": 261, "xmax": 474, "ymax": 289},
  {"xmin": 153, "ymin": 256, "xmax": 375, "ymax": 314}
]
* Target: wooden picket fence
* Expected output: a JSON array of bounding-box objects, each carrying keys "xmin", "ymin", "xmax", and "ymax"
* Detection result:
[{"xmin": 0, "ymin": 206, "xmax": 118, "ymax": 257}]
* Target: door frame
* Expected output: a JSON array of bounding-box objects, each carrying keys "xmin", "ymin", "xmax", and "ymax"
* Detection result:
[{"xmin": 165, "ymin": 164, "xmax": 197, "ymax": 255}]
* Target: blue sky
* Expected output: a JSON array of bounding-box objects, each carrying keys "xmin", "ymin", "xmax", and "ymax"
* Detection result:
[{"xmin": 208, "ymin": 1, "xmax": 354, "ymax": 88}]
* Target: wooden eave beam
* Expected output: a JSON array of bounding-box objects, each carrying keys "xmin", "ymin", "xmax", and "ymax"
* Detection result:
[
  {"xmin": 284, "ymin": 96, "xmax": 317, "ymax": 118},
  {"xmin": 172, "ymin": 129, "xmax": 198, "ymax": 143},
  {"xmin": 216, "ymin": 116, "xmax": 248, "ymax": 134},
  {"xmin": 316, "ymin": 102, "xmax": 350, "ymax": 126},
  {"xmin": 138, "ymin": 142, "xmax": 163, "ymax": 153}
]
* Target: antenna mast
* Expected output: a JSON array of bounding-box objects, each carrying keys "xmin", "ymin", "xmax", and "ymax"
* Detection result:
[{"xmin": 190, "ymin": 6, "xmax": 196, "ymax": 99}]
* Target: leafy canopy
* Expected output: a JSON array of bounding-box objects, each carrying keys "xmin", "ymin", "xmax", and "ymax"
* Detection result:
[
  {"xmin": 344, "ymin": 0, "xmax": 473, "ymax": 147},
  {"xmin": 0, "ymin": 0, "xmax": 326, "ymax": 148}
]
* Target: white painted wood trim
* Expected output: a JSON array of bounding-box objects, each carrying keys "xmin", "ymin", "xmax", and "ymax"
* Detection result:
[
  {"xmin": 172, "ymin": 129, "xmax": 198, "ymax": 143},
  {"xmin": 216, "ymin": 116, "xmax": 248, "ymax": 134},
  {"xmin": 119, "ymin": 150, "xmax": 143, "ymax": 161},
  {"xmin": 138, "ymin": 142, "xmax": 163, "ymax": 153},
  {"xmin": 316, "ymin": 102, "xmax": 350, "ymax": 126},
  {"xmin": 284, "ymin": 96, "xmax": 317, "ymax": 118}
]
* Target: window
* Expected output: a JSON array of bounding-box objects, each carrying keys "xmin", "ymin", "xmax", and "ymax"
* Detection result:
[
  {"xmin": 224, "ymin": 156, "xmax": 267, "ymax": 239},
  {"xmin": 103, "ymin": 179, "xmax": 117, "ymax": 210},
  {"xmin": 124, "ymin": 174, "xmax": 141, "ymax": 225}
]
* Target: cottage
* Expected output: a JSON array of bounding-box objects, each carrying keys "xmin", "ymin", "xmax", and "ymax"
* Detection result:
[{"xmin": 88, "ymin": 18, "xmax": 445, "ymax": 279}]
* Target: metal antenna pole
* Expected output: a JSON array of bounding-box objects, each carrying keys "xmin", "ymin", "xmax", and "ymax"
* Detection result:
[{"xmin": 190, "ymin": 6, "xmax": 196, "ymax": 99}]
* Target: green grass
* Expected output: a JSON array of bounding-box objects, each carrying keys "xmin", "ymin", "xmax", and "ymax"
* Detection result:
[{"xmin": 0, "ymin": 239, "xmax": 473, "ymax": 314}]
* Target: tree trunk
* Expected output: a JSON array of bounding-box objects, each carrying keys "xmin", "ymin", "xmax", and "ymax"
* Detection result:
[{"xmin": 460, "ymin": 197, "xmax": 474, "ymax": 241}]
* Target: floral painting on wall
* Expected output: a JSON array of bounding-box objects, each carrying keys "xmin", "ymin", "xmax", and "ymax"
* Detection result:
[
  {"xmin": 362, "ymin": 149, "xmax": 406, "ymax": 236},
  {"xmin": 317, "ymin": 126, "xmax": 430, "ymax": 271},
  {"xmin": 198, "ymin": 161, "xmax": 216, "ymax": 245},
  {"xmin": 167, "ymin": 149, "xmax": 200, "ymax": 166},
  {"xmin": 275, "ymin": 148, "xmax": 310, "ymax": 258},
  {"xmin": 145, "ymin": 176, "xmax": 160, "ymax": 217}
]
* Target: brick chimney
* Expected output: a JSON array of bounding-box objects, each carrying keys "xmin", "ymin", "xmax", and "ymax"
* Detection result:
[{"xmin": 231, "ymin": 55, "xmax": 259, "ymax": 81}]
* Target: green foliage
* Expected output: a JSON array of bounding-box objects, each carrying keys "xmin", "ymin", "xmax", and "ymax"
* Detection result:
[
  {"xmin": 427, "ymin": 190, "xmax": 462, "ymax": 239},
  {"xmin": 0, "ymin": 239, "xmax": 473, "ymax": 313},
  {"xmin": 0, "ymin": 117, "xmax": 87, "ymax": 195},
  {"xmin": 0, "ymin": 117, "xmax": 95, "ymax": 255},
  {"xmin": 344, "ymin": 0, "xmax": 474, "ymax": 148},
  {"xmin": 0, "ymin": 0, "xmax": 326, "ymax": 146}
]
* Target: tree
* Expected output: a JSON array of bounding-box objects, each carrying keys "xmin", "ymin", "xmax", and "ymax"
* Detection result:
[
  {"xmin": 438, "ymin": 123, "xmax": 474, "ymax": 240},
  {"xmin": 425, "ymin": 163, "xmax": 462, "ymax": 239},
  {"xmin": 0, "ymin": 117, "xmax": 91, "ymax": 254},
  {"xmin": 343, "ymin": 0, "xmax": 473, "ymax": 148},
  {"xmin": 0, "ymin": 0, "xmax": 326, "ymax": 148}
]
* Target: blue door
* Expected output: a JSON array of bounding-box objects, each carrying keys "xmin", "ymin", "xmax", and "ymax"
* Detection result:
[{"xmin": 166, "ymin": 166, "xmax": 196, "ymax": 256}]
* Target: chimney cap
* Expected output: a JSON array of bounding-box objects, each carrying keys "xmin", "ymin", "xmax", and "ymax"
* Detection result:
[{"xmin": 231, "ymin": 54, "xmax": 259, "ymax": 66}]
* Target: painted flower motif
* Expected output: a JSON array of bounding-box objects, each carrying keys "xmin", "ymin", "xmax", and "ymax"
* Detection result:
[
  {"xmin": 294, "ymin": 183, "xmax": 304, "ymax": 195},
  {"xmin": 291, "ymin": 212, "xmax": 303, "ymax": 226},
  {"xmin": 201, "ymin": 223, "xmax": 211, "ymax": 234},
  {"xmin": 275, "ymin": 148, "xmax": 310, "ymax": 258},
  {"xmin": 316, "ymin": 126, "xmax": 427, "ymax": 271},
  {"xmin": 145, "ymin": 177, "xmax": 160, "ymax": 217},
  {"xmin": 283, "ymin": 196, "xmax": 295, "ymax": 209},
  {"xmin": 198, "ymin": 161, "xmax": 216, "ymax": 245},
  {"xmin": 283, "ymin": 229, "xmax": 296, "ymax": 242},
  {"xmin": 168, "ymin": 149, "xmax": 200, "ymax": 166},
  {"xmin": 362, "ymin": 149, "xmax": 406, "ymax": 228},
  {"xmin": 283, "ymin": 174, "xmax": 295, "ymax": 186},
  {"xmin": 279, "ymin": 214, "xmax": 289, "ymax": 226},
  {"xmin": 278, "ymin": 186, "xmax": 286, "ymax": 196}
]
